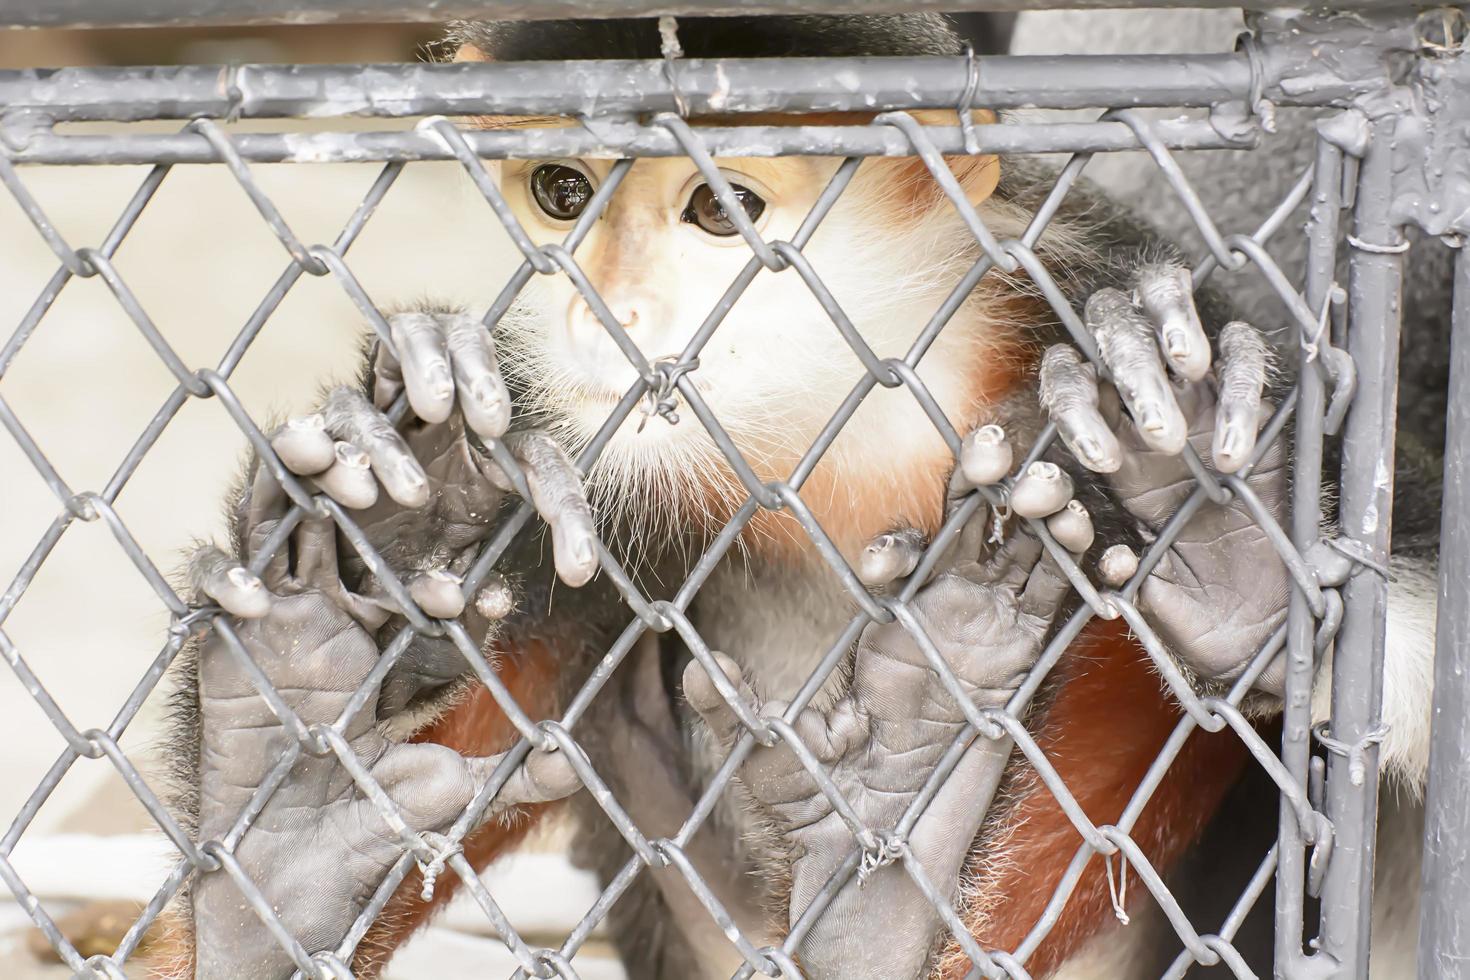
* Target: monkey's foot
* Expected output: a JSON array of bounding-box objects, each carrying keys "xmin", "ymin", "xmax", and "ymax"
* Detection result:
[
  {"xmin": 1040, "ymin": 261, "xmax": 1290, "ymax": 691},
  {"xmin": 685, "ymin": 429, "xmax": 1092, "ymax": 978},
  {"xmin": 187, "ymin": 442, "xmax": 581, "ymax": 980}
]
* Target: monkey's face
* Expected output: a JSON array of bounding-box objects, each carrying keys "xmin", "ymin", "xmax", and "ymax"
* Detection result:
[
  {"xmin": 494, "ymin": 146, "xmax": 1018, "ymax": 548},
  {"xmin": 499, "ymin": 155, "xmax": 827, "ymax": 439}
]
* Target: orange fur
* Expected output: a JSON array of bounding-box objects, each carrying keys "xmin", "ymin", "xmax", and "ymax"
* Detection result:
[
  {"xmin": 740, "ymin": 301, "xmax": 1032, "ymax": 564},
  {"xmin": 938, "ymin": 620, "xmax": 1249, "ymax": 978},
  {"xmin": 351, "ymin": 642, "xmax": 564, "ymax": 976}
]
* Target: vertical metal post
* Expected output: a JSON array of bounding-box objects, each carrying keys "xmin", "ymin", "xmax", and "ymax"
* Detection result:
[
  {"xmin": 1416, "ymin": 244, "xmax": 1470, "ymax": 979},
  {"xmin": 1277, "ymin": 131, "xmax": 1341, "ymax": 978},
  {"xmin": 1317, "ymin": 119, "xmax": 1406, "ymax": 976}
]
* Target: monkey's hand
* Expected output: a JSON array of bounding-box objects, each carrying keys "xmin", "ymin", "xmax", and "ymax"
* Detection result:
[
  {"xmin": 257, "ymin": 309, "xmax": 599, "ymax": 724},
  {"xmin": 684, "ymin": 446, "xmax": 1091, "ymax": 978},
  {"xmin": 267, "ymin": 310, "xmax": 598, "ymax": 595},
  {"xmin": 1041, "ymin": 263, "xmax": 1288, "ymax": 692},
  {"xmin": 186, "ymin": 500, "xmax": 580, "ymax": 979}
]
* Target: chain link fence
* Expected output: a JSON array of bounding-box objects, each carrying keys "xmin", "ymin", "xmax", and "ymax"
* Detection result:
[{"xmin": 1, "ymin": 3, "xmax": 1466, "ymax": 978}]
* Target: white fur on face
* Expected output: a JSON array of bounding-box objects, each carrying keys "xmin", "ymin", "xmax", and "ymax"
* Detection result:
[{"xmin": 495, "ymin": 155, "xmax": 1027, "ymax": 549}]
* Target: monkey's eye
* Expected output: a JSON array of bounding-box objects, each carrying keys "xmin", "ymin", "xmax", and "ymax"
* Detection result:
[
  {"xmin": 682, "ymin": 183, "xmax": 766, "ymax": 237},
  {"xmin": 530, "ymin": 163, "xmax": 594, "ymax": 221}
]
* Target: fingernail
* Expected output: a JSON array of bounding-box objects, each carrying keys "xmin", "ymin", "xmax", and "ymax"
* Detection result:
[
  {"xmin": 289, "ymin": 413, "xmax": 327, "ymax": 432},
  {"xmin": 1135, "ymin": 401, "xmax": 1165, "ymax": 434},
  {"xmin": 474, "ymin": 381, "xmax": 505, "ymax": 408},
  {"xmin": 334, "ymin": 442, "xmax": 370, "ymax": 469},
  {"xmin": 1218, "ymin": 425, "xmax": 1242, "ymax": 460},
  {"xmin": 226, "ymin": 566, "xmax": 263, "ymax": 591},
  {"xmin": 1165, "ymin": 327, "xmax": 1190, "ymax": 361},
  {"xmin": 475, "ymin": 576, "xmax": 515, "ymax": 620},
  {"xmin": 1010, "ymin": 461, "xmax": 1074, "ymax": 518},
  {"xmin": 960, "ymin": 424, "xmax": 1012, "ymax": 486},
  {"xmin": 400, "ymin": 461, "xmax": 429, "ymax": 491},
  {"xmin": 577, "ymin": 538, "xmax": 597, "ymax": 568},
  {"xmin": 429, "ymin": 366, "xmax": 454, "ymax": 400},
  {"xmin": 1046, "ymin": 499, "xmax": 1095, "ymax": 553},
  {"xmin": 1098, "ymin": 544, "xmax": 1140, "ymax": 586}
]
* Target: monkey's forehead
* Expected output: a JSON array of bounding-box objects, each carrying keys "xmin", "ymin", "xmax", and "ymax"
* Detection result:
[
  {"xmin": 468, "ymin": 109, "xmax": 969, "ymax": 131},
  {"xmin": 475, "ymin": 114, "xmax": 834, "ymax": 187}
]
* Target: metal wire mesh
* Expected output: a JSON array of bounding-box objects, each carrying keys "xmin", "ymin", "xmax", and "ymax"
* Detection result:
[{"xmin": 0, "ymin": 8, "xmax": 1443, "ymax": 979}]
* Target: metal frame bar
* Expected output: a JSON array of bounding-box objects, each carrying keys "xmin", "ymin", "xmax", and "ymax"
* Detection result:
[
  {"xmin": 0, "ymin": 57, "xmax": 1258, "ymax": 120},
  {"xmin": 0, "ymin": 0, "xmax": 1424, "ymax": 29},
  {"xmin": 1417, "ymin": 205, "xmax": 1470, "ymax": 980}
]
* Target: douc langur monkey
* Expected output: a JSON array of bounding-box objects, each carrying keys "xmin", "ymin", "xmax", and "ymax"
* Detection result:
[{"xmin": 152, "ymin": 14, "xmax": 1441, "ymax": 980}]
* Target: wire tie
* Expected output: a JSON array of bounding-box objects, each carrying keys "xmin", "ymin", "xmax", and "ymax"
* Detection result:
[
  {"xmin": 1302, "ymin": 283, "xmax": 1335, "ymax": 363},
  {"xmin": 1346, "ymin": 233, "xmax": 1410, "ymax": 254},
  {"xmin": 1324, "ymin": 536, "xmax": 1395, "ymax": 581},
  {"xmin": 857, "ymin": 831, "xmax": 908, "ymax": 883},
  {"xmin": 989, "ymin": 500, "xmax": 1011, "ymax": 545},
  {"xmin": 416, "ymin": 833, "xmax": 463, "ymax": 900},
  {"xmin": 1313, "ymin": 721, "xmax": 1391, "ymax": 787},
  {"xmin": 658, "ymin": 16, "xmax": 690, "ymax": 118},
  {"xmin": 956, "ymin": 43, "xmax": 982, "ymax": 156},
  {"xmin": 1104, "ymin": 850, "xmax": 1131, "ymax": 925},
  {"xmin": 638, "ymin": 355, "xmax": 699, "ymax": 432}
]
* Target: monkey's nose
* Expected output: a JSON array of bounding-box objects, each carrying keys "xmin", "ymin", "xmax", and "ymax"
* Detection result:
[{"xmin": 569, "ymin": 295, "xmax": 645, "ymax": 335}]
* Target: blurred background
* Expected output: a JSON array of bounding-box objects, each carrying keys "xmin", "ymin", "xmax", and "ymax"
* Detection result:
[{"xmin": 0, "ymin": 8, "xmax": 1243, "ymax": 978}]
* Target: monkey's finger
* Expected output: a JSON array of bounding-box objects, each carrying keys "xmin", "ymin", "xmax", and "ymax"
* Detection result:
[
  {"xmin": 313, "ymin": 442, "xmax": 380, "ymax": 510},
  {"xmin": 1212, "ymin": 322, "xmax": 1270, "ymax": 474},
  {"xmin": 958, "ymin": 424, "xmax": 1013, "ymax": 487},
  {"xmin": 682, "ymin": 652, "xmax": 754, "ymax": 752},
  {"xmin": 290, "ymin": 515, "xmax": 340, "ymax": 593},
  {"xmin": 1045, "ymin": 499, "xmax": 1095, "ymax": 554},
  {"xmin": 389, "ymin": 312, "xmax": 456, "ymax": 425},
  {"xmin": 981, "ymin": 529, "xmax": 1044, "ymax": 589},
  {"xmin": 372, "ymin": 335, "xmax": 406, "ymax": 410},
  {"xmin": 509, "ymin": 431, "xmax": 599, "ymax": 588},
  {"xmin": 271, "ymin": 414, "xmax": 335, "ymax": 476},
  {"xmin": 1011, "ymin": 501, "xmax": 1093, "ymax": 616},
  {"xmin": 445, "ymin": 314, "xmax": 512, "ymax": 441},
  {"xmin": 858, "ymin": 528, "xmax": 925, "ymax": 587},
  {"xmin": 241, "ymin": 463, "xmax": 293, "ymax": 589},
  {"xmin": 472, "ymin": 746, "xmax": 582, "ymax": 812},
  {"xmin": 1038, "ymin": 346, "xmax": 1121, "ymax": 473},
  {"xmin": 1019, "ymin": 542, "xmax": 1081, "ymax": 621},
  {"xmin": 1086, "ymin": 288, "xmax": 1188, "ymax": 455},
  {"xmin": 190, "ymin": 545, "xmax": 272, "ymax": 618},
  {"xmin": 323, "ymin": 387, "xmax": 430, "ymax": 508},
  {"xmin": 409, "ymin": 569, "xmax": 467, "ymax": 620},
  {"xmin": 291, "ymin": 514, "xmax": 391, "ymax": 628},
  {"xmin": 1009, "ymin": 461, "xmax": 1074, "ymax": 519},
  {"xmin": 473, "ymin": 572, "xmax": 515, "ymax": 621},
  {"xmin": 1136, "ymin": 263, "xmax": 1211, "ymax": 382},
  {"xmin": 1098, "ymin": 544, "xmax": 1141, "ymax": 588}
]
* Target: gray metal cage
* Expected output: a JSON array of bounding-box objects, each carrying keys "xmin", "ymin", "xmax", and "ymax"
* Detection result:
[{"xmin": 0, "ymin": 3, "xmax": 1466, "ymax": 979}]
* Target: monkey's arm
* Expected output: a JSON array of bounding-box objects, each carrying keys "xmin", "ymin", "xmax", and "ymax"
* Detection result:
[{"xmin": 686, "ymin": 446, "xmax": 1091, "ymax": 979}]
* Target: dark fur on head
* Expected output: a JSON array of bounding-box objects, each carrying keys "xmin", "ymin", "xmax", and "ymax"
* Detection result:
[{"xmin": 448, "ymin": 13, "xmax": 967, "ymax": 61}]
